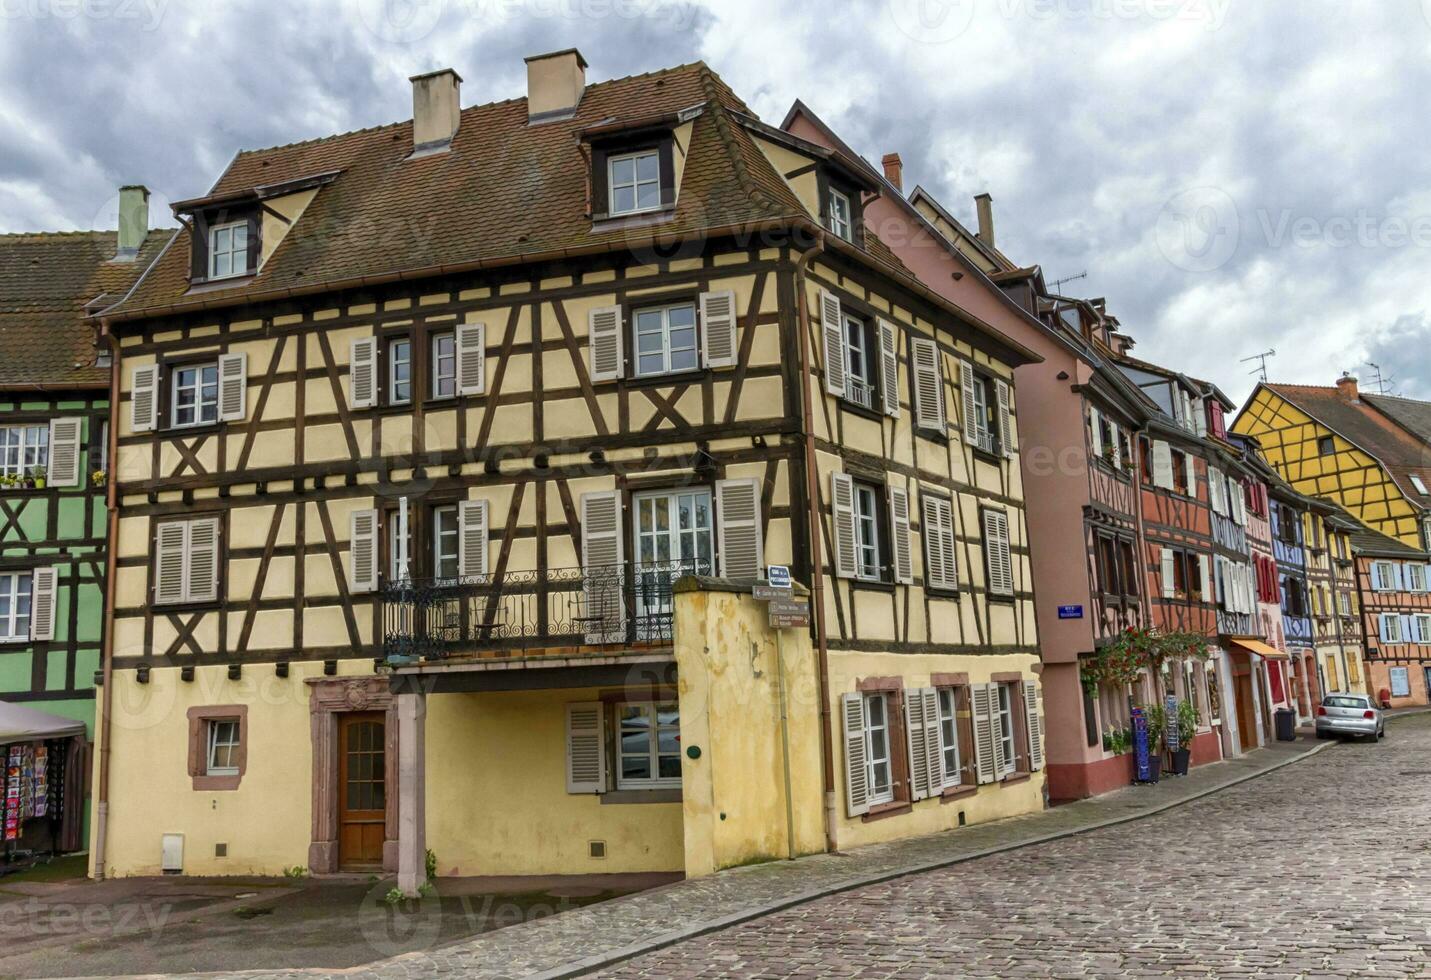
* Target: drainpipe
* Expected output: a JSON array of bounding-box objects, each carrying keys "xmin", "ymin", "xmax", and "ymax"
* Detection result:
[
  {"xmin": 792, "ymin": 234, "xmax": 838, "ymax": 855},
  {"xmin": 92, "ymin": 318, "xmax": 121, "ymax": 879}
]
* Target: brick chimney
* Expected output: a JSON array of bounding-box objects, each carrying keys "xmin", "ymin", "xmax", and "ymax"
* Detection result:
[
  {"xmin": 881, "ymin": 153, "xmax": 903, "ymax": 192},
  {"xmin": 974, "ymin": 192, "xmax": 995, "ymax": 249},
  {"xmin": 410, "ymin": 68, "xmax": 462, "ymax": 156},
  {"xmin": 1336, "ymin": 374, "xmax": 1359, "ymax": 401},
  {"xmin": 114, "ymin": 185, "xmax": 149, "ymax": 262},
  {"xmin": 526, "ymin": 48, "xmax": 587, "ymax": 123}
]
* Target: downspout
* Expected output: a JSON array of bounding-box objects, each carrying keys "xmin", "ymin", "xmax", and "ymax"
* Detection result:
[
  {"xmin": 92, "ymin": 318, "xmax": 121, "ymax": 879},
  {"xmin": 792, "ymin": 233, "xmax": 838, "ymax": 855}
]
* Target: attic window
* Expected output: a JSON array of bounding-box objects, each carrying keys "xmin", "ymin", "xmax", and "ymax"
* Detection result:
[
  {"xmin": 608, "ymin": 150, "xmax": 661, "ymax": 216},
  {"xmin": 208, "ymin": 221, "xmax": 249, "ymax": 280},
  {"xmin": 587, "ymin": 128, "xmax": 676, "ymax": 220},
  {"xmin": 1412, "ymin": 475, "xmax": 1429, "ymax": 495},
  {"xmin": 827, "ymin": 188, "xmax": 852, "ymax": 241}
]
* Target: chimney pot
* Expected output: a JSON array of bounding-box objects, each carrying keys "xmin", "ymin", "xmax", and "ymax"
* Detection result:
[
  {"xmin": 881, "ymin": 152, "xmax": 903, "ymax": 192},
  {"xmin": 974, "ymin": 192, "xmax": 995, "ymax": 250},
  {"xmin": 1336, "ymin": 374, "xmax": 1359, "ymax": 401},
  {"xmin": 410, "ymin": 68, "xmax": 462, "ymax": 155},
  {"xmin": 115, "ymin": 185, "xmax": 149, "ymax": 261},
  {"xmin": 526, "ymin": 48, "xmax": 588, "ymax": 122}
]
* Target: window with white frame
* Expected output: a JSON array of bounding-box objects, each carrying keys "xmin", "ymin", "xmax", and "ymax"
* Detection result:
[
  {"xmin": 633, "ymin": 302, "xmax": 698, "ymax": 377},
  {"xmin": 0, "ymin": 571, "xmax": 32, "ymax": 641},
  {"xmin": 1381, "ymin": 613, "xmax": 1403, "ymax": 643},
  {"xmin": 0, "ymin": 424, "xmax": 48, "ymax": 478},
  {"xmin": 1417, "ymin": 614, "xmax": 1431, "ymax": 643},
  {"xmin": 1407, "ymin": 563, "xmax": 1428, "ymax": 593},
  {"xmin": 936, "ymin": 687, "xmax": 963, "ymax": 787},
  {"xmin": 842, "ymin": 313, "xmax": 876, "ymax": 409},
  {"xmin": 995, "ymin": 683, "xmax": 1017, "ymax": 775},
  {"xmin": 616, "ymin": 702, "xmax": 681, "ymax": 789},
  {"xmin": 431, "ymin": 331, "xmax": 456, "ymax": 399},
  {"xmin": 862, "ymin": 691, "xmax": 894, "ymax": 804},
  {"xmin": 853, "ymin": 481, "xmax": 882, "ymax": 581},
  {"xmin": 206, "ymin": 718, "xmax": 241, "ymax": 776},
  {"xmin": 431, "ymin": 504, "xmax": 459, "ymax": 581},
  {"xmin": 207, "ymin": 221, "xmax": 249, "ymax": 280},
  {"xmin": 388, "ymin": 338, "xmax": 411, "ymax": 404},
  {"xmin": 826, "ymin": 188, "xmax": 853, "ymax": 241},
  {"xmin": 388, "ymin": 510, "xmax": 412, "ymax": 583},
  {"xmin": 171, "ymin": 362, "xmax": 219, "ymax": 427},
  {"xmin": 608, "ymin": 150, "xmax": 661, "ymax": 216}
]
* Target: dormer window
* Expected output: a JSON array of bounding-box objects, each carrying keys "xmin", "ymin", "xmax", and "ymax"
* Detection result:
[
  {"xmin": 207, "ymin": 221, "xmax": 249, "ymax": 280},
  {"xmin": 827, "ymin": 188, "xmax": 853, "ymax": 241},
  {"xmin": 608, "ymin": 150, "xmax": 661, "ymax": 216}
]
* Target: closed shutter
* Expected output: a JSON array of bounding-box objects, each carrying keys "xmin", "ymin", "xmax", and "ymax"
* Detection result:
[
  {"xmin": 1152, "ymin": 440, "xmax": 1173, "ymax": 489},
  {"xmin": 217, "ymin": 352, "xmax": 247, "ymax": 421},
  {"xmin": 581, "ymin": 490, "xmax": 625, "ymax": 643},
  {"xmin": 715, "ymin": 477, "xmax": 763, "ymax": 579},
  {"xmin": 588, "ymin": 306, "xmax": 624, "ymax": 382},
  {"xmin": 1208, "ymin": 467, "xmax": 1224, "ymax": 515},
  {"xmin": 1184, "ymin": 455, "xmax": 1197, "ymax": 499},
  {"xmin": 877, "ymin": 319, "xmax": 900, "ymax": 416},
  {"xmin": 1023, "ymin": 679, "xmax": 1043, "ymax": 772},
  {"xmin": 830, "ymin": 472, "xmax": 857, "ymax": 580},
  {"xmin": 1161, "ymin": 547, "xmax": 1175, "ymax": 598},
  {"xmin": 921, "ymin": 493, "xmax": 958, "ymax": 592},
  {"xmin": 456, "ymin": 321, "xmax": 486, "ymax": 395},
  {"xmin": 1402, "ymin": 614, "xmax": 1416, "ymax": 644},
  {"xmin": 349, "ymin": 509, "xmax": 379, "ymax": 593},
  {"xmin": 1089, "ymin": 407, "xmax": 1104, "ymax": 458},
  {"xmin": 565, "ymin": 702, "xmax": 606, "ymax": 794},
  {"xmin": 971, "ymin": 682, "xmax": 997, "ymax": 785},
  {"xmin": 995, "ymin": 380, "xmax": 1013, "ymax": 458},
  {"xmin": 349, "ymin": 338, "xmax": 377, "ymax": 409},
  {"xmin": 820, "ymin": 290, "xmax": 846, "ymax": 397},
  {"xmin": 982, "ymin": 509, "xmax": 1013, "ymax": 596},
  {"xmin": 1232, "ymin": 481, "xmax": 1246, "ymax": 525},
  {"xmin": 46, "ymin": 418, "xmax": 82, "ymax": 487},
  {"xmin": 1199, "ymin": 554, "xmax": 1213, "ymax": 603},
  {"xmin": 959, "ymin": 359, "xmax": 978, "ymax": 445},
  {"xmin": 131, "ymin": 364, "xmax": 158, "ymax": 432},
  {"xmin": 841, "ymin": 692, "xmax": 870, "ymax": 816},
  {"xmin": 912, "ymin": 338, "xmax": 945, "ymax": 432},
  {"xmin": 187, "ymin": 518, "xmax": 220, "ymax": 603},
  {"xmin": 1393, "ymin": 563, "xmax": 1407, "ymax": 591},
  {"xmin": 919, "ymin": 687, "xmax": 943, "ymax": 791},
  {"xmin": 29, "ymin": 566, "xmax": 57, "ymax": 641},
  {"xmin": 699, "ymin": 290, "xmax": 738, "ymax": 369},
  {"xmin": 458, "ymin": 500, "xmax": 489, "ymax": 580},
  {"xmin": 155, "ymin": 522, "xmax": 187, "ymax": 604},
  {"xmin": 904, "ymin": 690, "xmax": 931, "ymax": 801},
  {"xmin": 1380, "ymin": 614, "xmax": 1397, "ymax": 643},
  {"xmin": 887, "ymin": 484, "xmax": 914, "ymax": 585}
]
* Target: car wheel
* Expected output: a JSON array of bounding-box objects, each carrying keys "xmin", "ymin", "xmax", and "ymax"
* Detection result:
[{"xmin": 1315, "ymin": 730, "xmax": 1328, "ymax": 740}]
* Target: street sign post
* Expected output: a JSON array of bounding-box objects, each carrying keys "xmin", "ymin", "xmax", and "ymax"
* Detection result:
[{"xmin": 766, "ymin": 565, "xmax": 791, "ymax": 589}]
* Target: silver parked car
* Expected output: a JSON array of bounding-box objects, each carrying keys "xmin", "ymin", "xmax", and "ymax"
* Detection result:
[{"xmin": 1315, "ymin": 693, "xmax": 1384, "ymax": 741}]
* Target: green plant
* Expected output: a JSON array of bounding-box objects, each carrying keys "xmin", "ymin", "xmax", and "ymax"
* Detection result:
[
  {"xmin": 425, "ymin": 848, "xmax": 437, "ymax": 882},
  {"xmin": 29, "ymin": 467, "xmax": 45, "ymax": 488},
  {"xmin": 1176, "ymin": 697, "xmax": 1198, "ymax": 748},
  {"xmin": 1083, "ymin": 627, "xmax": 1213, "ymax": 697},
  {"xmin": 91, "ymin": 470, "xmax": 106, "ymax": 487},
  {"xmin": 1140, "ymin": 703, "xmax": 1168, "ymax": 754},
  {"xmin": 282, "ymin": 865, "xmax": 306, "ymax": 879},
  {"xmin": 384, "ymin": 887, "xmax": 406, "ymax": 905},
  {"xmin": 418, "ymin": 881, "xmax": 436, "ymax": 898}
]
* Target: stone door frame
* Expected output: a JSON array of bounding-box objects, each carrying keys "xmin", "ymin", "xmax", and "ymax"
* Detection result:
[{"xmin": 308, "ymin": 676, "xmax": 399, "ymax": 874}]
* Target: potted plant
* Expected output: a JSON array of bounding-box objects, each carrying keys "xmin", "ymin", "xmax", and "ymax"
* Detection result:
[
  {"xmin": 91, "ymin": 469, "xmax": 106, "ymax": 487},
  {"xmin": 1170, "ymin": 698, "xmax": 1197, "ymax": 775},
  {"xmin": 1139, "ymin": 702, "xmax": 1167, "ymax": 783},
  {"xmin": 30, "ymin": 467, "xmax": 46, "ymax": 489}
]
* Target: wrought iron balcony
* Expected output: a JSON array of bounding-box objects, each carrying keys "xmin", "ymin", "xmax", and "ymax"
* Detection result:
[{"xmin": 381, "ymin": 558, "xmax": 711, "ymax": 663}]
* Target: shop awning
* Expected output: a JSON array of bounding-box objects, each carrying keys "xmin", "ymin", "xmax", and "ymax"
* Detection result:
[
  {"xmin": 1228, "ymin": 638, "xmax": 1289, "ymax": 661},
  {"xmin": 0, "ymin": 700, "xmax": 87, "ymax": 746}
]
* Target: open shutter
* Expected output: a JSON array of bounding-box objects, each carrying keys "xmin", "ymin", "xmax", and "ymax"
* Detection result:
[
  {"xmin": 187, "ymin": 517, "xmax": 220, "ymax": 603},
  {"xmin": 715, "ymin": 478, "xmax": 763, "ymax": 579},
  {"xmin": 588, "ymin": 306, "xmax": 624, "ymax": 382},
  {"xmin": 1089, "ymin": 407, "xmax": 1104, "ymax": 458},
  {"xmin": 131, "ymin": 364, "xmax": 158, "ymax": 432},
  {"xmin": 1184, "ymin": 455, "xmax": 1197, "ymax": 499},
  {"xmin": 920, "ymin": 687, "xmax": 944, "ymax": 791},
  {"xmin": 217, "ymin": 352, "xmax": 247, "ymax": 421},
  {"xmin": 1152, "ymin": 440, "xmax": 1173, "ymax": 489},
  {"xmin": 830, "ymin": 472, "xmax": 857, "ymax": 580},
  {"xmin": 349, "ymin": 509, "xmax": 379, "ymax": 593},
  {"xmin": 922, "ymin": 494, "xmax": 958, "ymax": 591},
  {"xmin": 1199, "ymin": 554, "xmax": 1213, "ymax": 603},
  {"xmin": 29, "ymin": 566, "xmax": 57, "ymax": 642},
  {"xmin": 1161, "ymin": 547, "xmax": 1175, "ymax": 598},
  {"xmin": 820, "ymin": 290, "xmax": 846, "ymax": 397},
  {"xmin": 1208, "ymin": 468, "xmax": 1223, "ymax": 515},
  {"xmin": 841, "ymin": 692, "xmax": 870, "ymax": 816},
  {"xmin": 887, "ymin": 484, "xmax": 914, "ymax": 585},
  {"xmin": 46, "ymin": 418, "xmax": 82, "ymax": 487},
  {"xmin": 958, "ymin": 359, "xmax": 978, "ymax": 445},
  {"xmin": 971, "ymin": 683, "xmax": 997, "ymax": 785},
  {"xmin": 995, "ymin": 380, "xmax": 1013, "ymax": 458},
  {"xmin": 565, "ymin": 702, "xmax": 606, "ymax": 794},
  {"xmin": 458, "ymin": 500, "xmax": 489, "ymax": 580},
  {"xmin": 904, "ymin": 691, "xmax": 931, "ymax": 802},
  {"xmin": 877, "ymin": 319, "xmax": 900, "ymax": 416},
  {"xmin": 349, "ymin": 338, "xmax": 377, "ymax": 409},
  {"xmin": 1023, "ymin": 679, "xmax": 1043, "ymax": 772},
  {"xmin": 699, "ymin": 290, "xmax": 738, "ymax": 369},
  {"xmin": 155, "ymin": 522, "xmax": 186, "ymax": 604},
  {"xmin": 982, "ymin": 509, "xmax": 1013, "ymax": 596},
  {"xmin": 456, "ymin": 321, "xmax": 486, "ymax": 395},
  {"xmin": 909, "ymin": 339, "xmax": 945, "ymax": 432},
  {"xmin": 581, "ymin": 490, "xmax": 625, "ymax": 643}
]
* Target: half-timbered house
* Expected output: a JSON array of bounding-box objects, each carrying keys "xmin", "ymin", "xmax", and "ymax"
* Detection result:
[{"xmin": 1350, "ymin": 525, "xmax": 1431, "ymax": 707}]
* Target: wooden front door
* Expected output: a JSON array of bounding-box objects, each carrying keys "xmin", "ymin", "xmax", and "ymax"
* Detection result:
[
  {"xmin": 1234, "ymin": 673, "xmax": 1259, "ymax": 750},
  {"xmin": 338, "ymin": 712, "xmax": 387, "ymax": 870}
]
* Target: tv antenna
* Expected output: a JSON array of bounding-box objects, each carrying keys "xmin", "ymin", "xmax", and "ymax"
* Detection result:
[
  {"xmin": 1050, "ymin": 271, "xmax": 1087, "ymax": 293},
  {"xmin": 1364, "ymin": 362, "xmax": 1394, "ymax": 395},
  {"xmin": 1240, "ymin": 348, "xmax": 1276, "ymax": 382}
]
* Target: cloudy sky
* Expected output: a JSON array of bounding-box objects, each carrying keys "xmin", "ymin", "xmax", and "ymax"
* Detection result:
[{"xmin": 3, "ymin": 0, "xmax": 1429, "ymax": 405}]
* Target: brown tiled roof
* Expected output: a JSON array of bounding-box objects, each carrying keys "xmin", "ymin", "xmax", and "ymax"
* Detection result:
[
  {"xmin": 1364, "ymin": 392, "xmax": 1431, "ymax": 444},
  {"xmin": 1348, "ymin": 521, "xmax": 1428, "ymax": 559},
  {"xmin": 0, "ymin": 230, "xmax": 170, "ymax": 389}
]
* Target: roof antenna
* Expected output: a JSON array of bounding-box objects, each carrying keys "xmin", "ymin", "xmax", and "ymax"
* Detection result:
[
  {"xmin": 1364, "ymin": 361, "xmax": 1394, "ymax": 395},
  {"xmin": 1240, "ymin": 348, "xmax": 1276, "ymax": 382},
  {"xmin": 1049, "ymin": 271, "xmax": 1087, "ymax": 293}
]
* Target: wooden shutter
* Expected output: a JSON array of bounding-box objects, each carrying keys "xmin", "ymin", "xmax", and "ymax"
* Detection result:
[
  {"xmin": 911, "ymin": 338, "xmax": 945, "ymax": 432},
  {"xmin": 922, "ymin": 493, "xmax": 958, "ymax": 591},
  {"xmin": 131, "ymin": 364, "xmax": 158, "ymax": 432},
  {"xmin": 187, "ymin": 517, "xmax": 220, "ymax": 603},
  {"xmin": 29, "ymin": 566, "xmax": 57, "ymax": 642},
  {"xmin": 588, "ymin": 306, "xmax": 624, "ymax": 382},
  {"xmin": 456, "ymin": 321, "xmax": 486, "ymax": 395},
  {"xmin": 820, "ymin": 290, "xmax": 846, "ymax": 397},
  {"xmin": 1160, "ymin": 547, "xmax": 1175, "ymax": 598},
  {"xmin": 995, "ymin": 380, "xmax": 1013, "ymax": 457},
  {"xmin": 1152, "ymin": 440, "xmax": 1173, "ymax": 489},
  {"xmin": 982, "ymin": 509, "xmax": 1013, "ymax": 596},
  {"xmin": 887, "ymin": 484, "xmax": 914, "ymax": 585},
  {"xmin": 349, "ymin": 338, "xmax": 377, "ymax": 409},
  {"xmin": 877, "ymin": 319, "xmax": 900, "ymax": 416},
  {"xmin": 46, "ymin": 418, "xmax": 81, "ymax": 487},
  {"xmin": 971, "ymin": 683, "xmax": 997, "ymax": 785},
  {"xmin": 217, "ymin": 352, "xmax": 247, "ymax": 421},
  {"xmin": 920, "ymin": 687, "xmax": 943, "ymax": 791},
  {"xmin": 1184, "ymin": 455, "xmax": 1197, "ymax": 499},
  {"xmin": 841, "ymin": 692, "xmax": 870, "ymax": 816},
  {"xmin": 1208, "ymin": 467, "xmax": 1224, "ymax": 515},
  {"xmin": 1199, "ymin": 554, "xmax": 1213, "ymax": 603},
  {"xmin": 1023, "ymin": 679, "xmax": 1043, "ymax": 772},
  {"xmin": 1089, "ymin": 407, "xmax": 1104, "ymax": 458},
  {"xmin": 349, "ymin": 509, "xmax": 379, "ymax": 593},
  {"xmin": 904, "ymin": 690, "xmax": 931, "ymax": 801},
  {"xmin": 565, "ymin": 702, "xmax": 606, "ymax": 794},
  {"xmin": 715, "ymin": 477, "xmax": 763, "ymax": 579},
  {"xmin": 581, "ymin": 490, "xmax": 625, "ymax": 643},
  {"xmin": 458, "ymin": 500, "xmax": 489, "ymax": 580},
  {"xmin": 699, "ymin": 290, "xmax": 738, "ymax": 369},
  {"xmin": 155, "ymin": 522, "xmax": 186, "ymax": 604},
  {"xmin": 959, "ymin": 359, "xmax": 978, "ymax": 445},
  {"xmin": 830, "ymin": 472, "xmax": 857, "ymax": 580}
]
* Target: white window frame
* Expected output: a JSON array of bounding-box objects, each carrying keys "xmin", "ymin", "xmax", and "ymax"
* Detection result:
[
  {"xmin": 632, "ymin": 302, "xmax": 699, "ymax": 378},
  {"xmin": 170, "ymin": 361, "xmax": 219, "ymax": 428},
  {"xmin": 432, "ymin": 504, "xmax": 459, "ymax": 582},
  {"xmin": 0, "ymin": 571, "xmax": 32, "ymax": 642},
  {"xmin": 1407, "ymin": 563, "xmax": 1428, "ymax": 593},
  {"xmin": 1412, "ymin": 474, "xmax": 1429, "ymax": 495},
  {"xmin": 205, "ymin": 718, "xmax": 241, "ymax": 776},
  {"xmin": 1389, "ymin": 666, "xmax": 1411, "ymax": 697},
  {"xmin": 615, "ymin": 701, "xmax": 682, "ymax": 790},
  {"xmin": 995, "ymin": 683, "xmax": 1017, "ymax": 776},
  {"xmin": 969, "ymin": 373, "xmax": 994, "ymax": 453},
  {"xmin": 842, "ymin": 313, "xmax": 876, "ymax": 409},
  {"xmin": 607, "ymin": 149, "xmax": 662, "ymax": 217},
  {"xmin": 0, "ymin": 424, "xmax": 49, "ymax": 478},
  {"xmin": 632, "ymin": 488, "xmax": 714, "ymax": 575},
  {"xmin": 853, "ymin": 482, "xmax": 882, "ymax": 582},
  {"xmin": 430, "ymin": 331, "xmax": 456, "ymax": 399},
  {"xmin": 388, "ymin": 338, "xmax": 412, "ymax": 405},
  {"xmin": 827, "ymin": 188, "xmax": 853, "ymax": 241},
  {"xmin": 862, "ymin": 691, "xmax": 894, "ymax": 805},
  {"xmin": 1381, "ymin": 613, "xmax": 1403, "ymax": 643},
  {"xmin": 936, "ymin": 686, "xmax": 963, "ymax": 788},
  {"xmin": 207, "ymin": 220, "xmax": 249, "ymax": 280}
]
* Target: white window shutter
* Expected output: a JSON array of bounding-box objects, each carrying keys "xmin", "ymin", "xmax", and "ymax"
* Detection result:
[
  {"xmin": 982, "ymin": 509, "xmax": 1013, "ymax": 597},
  {"xmin": 995, "ymin": 380, "xmax": 1013, "ymax": 458},
  {"xmin": 456, "ymin": 321, "xmax": 486, "ymax": 395},
  {"xmin": 349, "ymin": 509, "xmax": 379, "ymax": 593},
  {"xmin": 349, "ymin": 338, "xmax": 377, "ymax": 409},
  {"xmin": 46, "ymin": 418, "xmax": 82, "ymax": 487},
  {"xmin": 1199, "ymin": 554, "xmax": 1213, "ymax": 603},
  {"xmin": 1161, "ymin": 547, "xmax": 1175, "ymax": 598},
  {"xmin": 187, "ymin": 517, "xmax": 220, "ymax": 603},
  {"xmin": 715, "ymin": 477, "xmax": 763, "ymax": 580},
  {"xmin": 131, "ymin": 364, "xmax": 158, "ymax": 432},
  {"xmin": 1089, "ymin": 406, "xmax": 1104, "ymax": 458},
  {"xmin": 904, "ymin": 691, "xmax": 930, "ymax": 801},
  {"xmin": 911, "ymin": 339, "xmax": 946, "ymax": 432},
  {"xmin": 830, "ymin": 472, "xmax": 857, "ymax": 580},
  {"xmin": 565, "ymin": 702, "xmax": 606, "ymax": 794},
  {"xmin": 1152, "ymin": 441, "xmax": 1173, "ymax": 489},
  {"xmin": 921, "ymin": 494, "xmax": 957, "ymax": 591},
  {"xmin": 217, "ymin": 352, "xmax": 247, "ymax": 421},
  {"xmin": 458, "ymin": 499, "xmax": 489, "ymax": 580},
  {"xmin": 887, "ymin": 484, "xmax": 914, "ymax": 585},
  {"xmin": 959, "ymin": 359, "xmax": 978, "ymax": 445},
  {"xmin": 971, "ymin": 683, "xmax": 997, "ymax": 785},
  {"xmin": 1184, "ymin": 455, "xmax": 1196, "ymax": 499},
  {"xmin": 581, "ymin": 490, "xmax": 625, "ymax": 643},
  {"xmin": 155, "ymin": 522, "xmax": 186, "ymax": 604},
  {"xmin": 841, "ymin": 692, "xmax": 870, "ymax": 816},
  {"xmin": 699, "ymin": 290, "xmax": 738, "ymax": 369},
  {"xmin": 877, "ymin": 319, "xmax": 900, "ymax": 416},
  {"xmin": 588, "ymin": 306, "xmax": 624, "ymax": 382},
  {"xmin": 920, "ymin": 687, "xmax": 943, "ymax": 791},
  {"xmin": 29, "ymin": 566, "xmax": 57, "ymax": 641},
  {"xmin": 820, "ymin": 290, "xmax": 846, "ymax": 397},
  {"xmin": 1402, "ymin": 614, "xmax": 1416, "ymax": 644},
  {"xmin": 1023, "ymin": 679, "xmax": 1043, "ymax": 772},
  {"xmin": 1208, "ymin": 468, "xmax": 1223, "ymax": 515}
]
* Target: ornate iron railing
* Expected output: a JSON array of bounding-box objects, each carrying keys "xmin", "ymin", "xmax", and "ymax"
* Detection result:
[{"xmin": 382, "ymin": 558, "xmax": 711, "ymax": 662}]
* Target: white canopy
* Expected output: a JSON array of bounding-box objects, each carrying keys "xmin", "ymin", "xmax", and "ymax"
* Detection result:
[{"xmin": 0, "ymin": 700, "xmax": 86, "ymax": 746}]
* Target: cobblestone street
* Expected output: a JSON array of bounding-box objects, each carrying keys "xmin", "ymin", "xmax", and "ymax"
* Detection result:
[{"xmin": 600, "ymin": 715, "xmax": 1431, "ymax": 979}]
